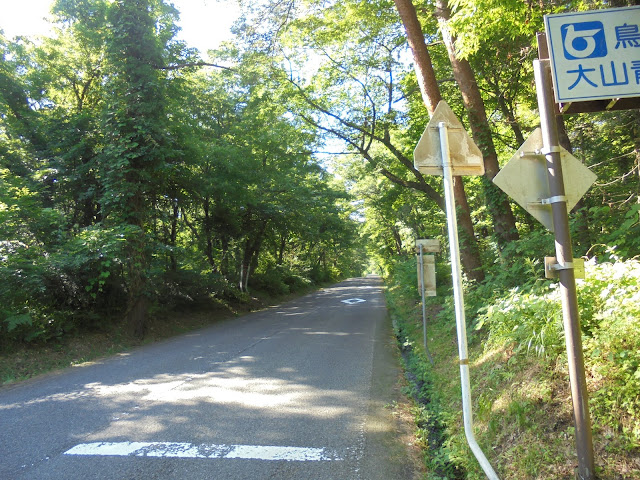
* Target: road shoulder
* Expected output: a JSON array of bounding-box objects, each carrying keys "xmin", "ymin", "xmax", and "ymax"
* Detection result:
[{"xmin": 361, "ymin": 312, "xmax": 426, "ymax": 480}]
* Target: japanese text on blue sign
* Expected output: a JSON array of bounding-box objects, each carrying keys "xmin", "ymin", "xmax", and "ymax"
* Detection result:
[{"xmin": 545, "ymin": 6, "xmax": 640, "ymax": 103}]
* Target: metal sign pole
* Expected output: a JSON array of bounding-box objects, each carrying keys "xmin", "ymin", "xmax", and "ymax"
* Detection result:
[
  {"xmin": 418, "ymin": 244, "xmax": 434, "ymax": 365},
  {"xmin": 533, "ymin": 59, "xmax": 595, "ymax": 480},
  {"xmin": 438, "ymin": 122, "xmax": 499, "ymax": 480}
]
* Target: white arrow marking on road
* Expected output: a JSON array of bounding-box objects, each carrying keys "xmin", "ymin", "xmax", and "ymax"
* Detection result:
[
  {"xmin": 341, "ymin": 298, "xmax": 366, "ymax": 305},
  {"xmin": 64, "ymin": 442, "xmax": 342, "ymax": 461}
]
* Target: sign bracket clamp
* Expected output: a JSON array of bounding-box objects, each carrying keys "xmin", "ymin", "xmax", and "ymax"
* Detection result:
[
  {"xmin": 520, "ymin": 145, "xmax": 561, "ymax": 158},
  {"xmin": 527, "ymin": 195, "xmax": 568, "ymax": 208},
  {"xmin": 544, "ymin": 257, "xmax": 585, "ymax": 280},
  {"xmin": 427, "ymin": 125, "xmax": 463, "ymax": 131},
  {"xmin": 548, "ymin": 261, "xmax": 574, "ymax": 271}
]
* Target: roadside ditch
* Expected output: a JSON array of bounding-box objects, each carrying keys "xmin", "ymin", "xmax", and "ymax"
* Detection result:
[{"xmin": 392, "ymin": 317, "xmax": 466, "ymax": 479}]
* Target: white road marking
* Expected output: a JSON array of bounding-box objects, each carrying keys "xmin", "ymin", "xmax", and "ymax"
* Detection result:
[
  {"xmin": 341, "ymin": 298, "xmax": 366, "ymax": 305},
  {"xmin": 64, "ymin": 442, "xmax": 341, "ymax": 461}
]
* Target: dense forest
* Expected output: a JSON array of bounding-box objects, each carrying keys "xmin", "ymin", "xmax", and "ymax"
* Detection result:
[
  {"xmin": 2, "ymin": 0, "xmax": 640, "ymax": 478},
  {"xmin": 0, "ymin": 0, "xmax": 367, "ymax": 343}
]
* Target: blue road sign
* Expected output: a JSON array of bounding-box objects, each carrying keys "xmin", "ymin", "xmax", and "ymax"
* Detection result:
[{"xmin": 545, "ymin": 6, "xmax": 640, "ymax": 103}]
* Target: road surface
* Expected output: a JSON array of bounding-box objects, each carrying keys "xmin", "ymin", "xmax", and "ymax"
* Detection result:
[{"xmin": 0, "ymin": 276, "xmax": 417, "ymax": 479}]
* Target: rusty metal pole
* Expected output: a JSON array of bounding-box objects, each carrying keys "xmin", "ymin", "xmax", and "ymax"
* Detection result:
[{"xmin": 533, "ymin": 57, "xmax": 595, "ymax": 480}]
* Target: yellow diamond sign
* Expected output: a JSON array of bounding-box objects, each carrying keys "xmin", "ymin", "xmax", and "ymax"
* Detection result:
[{"xmin": 493, "ymin": 128, "xmax": 597, "ymax": 232}]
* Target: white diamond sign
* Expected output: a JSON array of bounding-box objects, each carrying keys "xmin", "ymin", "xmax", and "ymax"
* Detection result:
[
  {"xmin": 492, "ymin": 128, "xmax": 597, "ymax": 231},
  {"xmin": 413, "ymin": 101, "xmax": 485, "ymax": 176},
  {"xmin": 341, "ymin": 298, "xmax": 366, "ymax": 305}
]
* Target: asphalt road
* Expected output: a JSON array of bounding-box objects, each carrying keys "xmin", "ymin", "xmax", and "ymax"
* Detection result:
[{"xmin": 0, "ymin": 276, "xmax": 416, "ymax": 480}]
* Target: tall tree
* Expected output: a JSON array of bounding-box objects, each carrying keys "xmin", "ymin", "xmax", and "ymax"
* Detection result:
[
  {"xmin": 393, "ymin": 0, "xmax": 484, "ymax": 281},
  {"xmin": 101, "ymin": 0, "xmax": 172, "ymax": 336},
  {"xmin": 233, "ymin": 0, "xmax": 489, "ymax": 280},
  {"xmin": 0, "ymin": 1, "xmax": 365, "ymax": 344},
  {"xmin": 434, "ymin": 0, "xmax": 519, "ymax": 248}
]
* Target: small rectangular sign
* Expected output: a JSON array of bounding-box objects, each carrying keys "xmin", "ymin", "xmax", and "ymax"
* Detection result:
[
  {"xmin": 544, "ymin": 257, "xmax": 586, "ymax": 280},
  {"xmin": 545, "ymin": 6, "xmax": 640, "ymax": 103},
  {"xmin": 415, "ymin": 239, "xmax": 441, "ymax": 253},
  {"xmin": 417, "ymin": 255, "xmax": 436, "ymax": 296}
]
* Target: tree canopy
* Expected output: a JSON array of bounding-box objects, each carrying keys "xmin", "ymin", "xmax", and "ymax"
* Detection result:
[
  {"xmin": 2, "ymin": 0, "xmax": 639, "ymax": 340},
  {"xmin": 0, "ymin": 0, "xmax": 365, "ymax": 342},
  {"xmin": 1, "ymin": 0, "xmax": 639, "ymax": 336}
]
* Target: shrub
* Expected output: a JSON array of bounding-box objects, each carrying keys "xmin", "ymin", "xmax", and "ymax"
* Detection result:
[
  {"xmin": 250, "ymin": 264, "xmax": 312, "ymax": 297},
  {"xmin": 475, "ymin": 283, "xmax": 564, "ymax": 357},
  {"xmin": 250, "ymin": 267, "xmax": 291, "ymax": 296},
  {"xmin": 578, "ymin": 260, "xmax": 640, "ymax": 444},
  {"xmin": 478, "ymin": 258, "xmax": 640, "ymax": 446}
]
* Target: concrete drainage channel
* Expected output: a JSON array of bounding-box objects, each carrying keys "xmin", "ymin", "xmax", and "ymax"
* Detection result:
[{"xmin": 393, "ymin": 319, "xmax": 466, "ymax": 480}]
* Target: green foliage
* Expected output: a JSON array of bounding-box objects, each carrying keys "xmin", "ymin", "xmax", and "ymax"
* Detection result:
[
  {"xmin": 250, "ymin": 264, "xmax": 312, "ymax": 296},
  {"xmin": 154, "ymin": 268, "xmax": 241, "ymax": 306},
  {"xmin": 586, "ymin": 204, "xmax": 640, "ymax": 260},
  {"xmin": 578, "ymin": 260, "xmax": 640, "ymax": 444},
  {"xmin": 483, "ymin": 230, "xmax": 554, "ymax": 288},
  {"xmin": 0, "ymin": 224, "xmax": 130, "ymax": 343},
  {"xmin": 385, "ymin": 257, "xmax": 467, "ymax": 479},
  {"xmin": 0, "ymin": 0, "xmax": 361, "ymax": 346},
  {"xmin": 477, "ymin": 258, "xmax": 640, "ymax": 450},
  {"xmin": 477, "ymin": 283, "xmax": 564, "ymax": 357},
  {"xmin": 386, "ymin": 254, "xmax": 640, "ymax": 478}
]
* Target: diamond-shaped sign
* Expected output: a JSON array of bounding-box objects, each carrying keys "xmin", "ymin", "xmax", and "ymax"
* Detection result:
[
  {"xmin": 341, "ymin": 298, "xmax": 366, "ymax": 305},
  {"xmin": 414, "ymin": 101, "xmax": 485, "ymax": 176},
  {"xmin": 493, "ymin": 128, "xmax": 597, "ymax": 232}
]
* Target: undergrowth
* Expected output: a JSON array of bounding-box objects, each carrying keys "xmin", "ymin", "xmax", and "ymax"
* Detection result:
[{"xmin": 386, "ymin": 256, "xmax": 640, "ymax": 479}]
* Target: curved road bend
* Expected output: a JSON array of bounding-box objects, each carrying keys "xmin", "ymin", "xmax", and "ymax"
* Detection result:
[{"xmin": 0, "ymin": 276, "xmax": 417, "ymax": 479}]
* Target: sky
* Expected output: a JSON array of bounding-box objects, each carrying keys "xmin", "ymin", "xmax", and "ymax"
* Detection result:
[{"xmin": 0, "ymin": 0, "xmax": 241, "ymax": 53}]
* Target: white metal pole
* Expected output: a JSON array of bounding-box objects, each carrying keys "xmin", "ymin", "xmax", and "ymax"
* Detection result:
[
  {"xmin": 419, "ymin": 245, "xmax": 434, "ymax": 364},
  {"xmin": 438, "ymin": 121, "xmax": 499, "ymax": 480}
]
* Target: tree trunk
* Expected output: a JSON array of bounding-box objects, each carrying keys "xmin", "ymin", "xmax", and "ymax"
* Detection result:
[
  {"xmin": 104, "ymin": 0, "xmax": 169, "ymax": 339},
  {"xmin": 391, "ymin": 224, "xmax": 404, "ymax": 255},
  {"xmin": 556, "ymin": 109, "xmax": 573, "ymax": 153},
  {"xmin": 203, "ymin": 198, "xmax": 216, "ymax": 268},
  {"xmin": 169, "ymin": 200, "xmax": 178, "ymax": 272},
  {"xmin": 277, "ymin": 234, "xmax": 287, "ymax": 265},
  {"xmin": 127, "ymin": 295, "xmax": 147, "ymax": 339},
  {"xmin": 393, "ymin": 0, "xmax": 484, "ymax": 281},
  {"xmin": 454, "ymin": 177, "xmax": 485, "ymax": 282},
  {"xmin": 496, "ymin": 93, "xmax": 525, "ymax": 146},
  {"xmin": 125, "ymin": 224, "xmax": 148, "ymax": 338},
  {"xmin": 434, "ymin": 0, "xmax": 519, "ymax": 249},
  {"xmin": 240, "ymin": 219, "xmax": 268, "ymax": 292},
  {"xmin": 220, "ymin": 236, "xmax": 230, "ymax": 276},
  {"xmin": 240, "ymin": 263, "xmax": 251, "ymax": 292},
  {"xmin": 392, "ymin": 0, "xmax": 441, "ymax": 114}
]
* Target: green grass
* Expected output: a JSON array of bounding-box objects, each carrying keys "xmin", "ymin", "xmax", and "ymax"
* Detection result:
[{"xmin": 385, "ymin": 257, "xmax": 640, "ymax": 479}]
